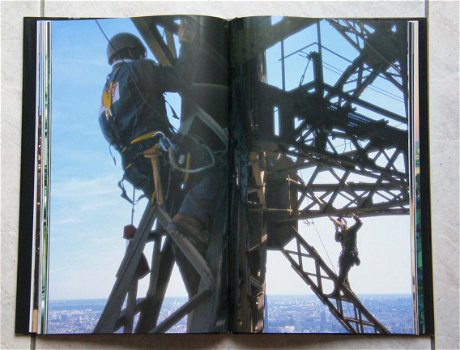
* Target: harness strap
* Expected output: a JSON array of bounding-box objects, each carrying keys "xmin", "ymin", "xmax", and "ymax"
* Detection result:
[
  {"xmin": 194, "ymin": 104, "xmax": 228, "ymax": 149},
  {"xmin": 130, "ymin": 130, "xmax": 162, "ymax": 145},
  {"xmin": 118, "ymin": 177, "xmax": 145, "ymax": 204},
  {"xmin": 121, "ymin": 130, "xmax": 162, "ymax": 162},
  {"xmin": 179, "ymin": 103, "xmax": 228, "ymax": 150}
]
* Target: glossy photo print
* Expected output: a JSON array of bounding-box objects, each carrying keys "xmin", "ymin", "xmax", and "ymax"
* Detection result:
[{"xmin": 18, "ymin": 15, "xmax": 431, "ymax": 336}]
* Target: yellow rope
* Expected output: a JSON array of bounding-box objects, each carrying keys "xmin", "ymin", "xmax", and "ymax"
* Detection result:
[{"xmin": 130, "ymin": 130, "xmax": 160, "ymax": 145}]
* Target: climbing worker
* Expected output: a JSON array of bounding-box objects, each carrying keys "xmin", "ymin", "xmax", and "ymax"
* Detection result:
[
  {"xmin": 329, "ymin": 213, "xmax": 363, "ymax": 297},
  {"xmin": 98, "ymin": 18, "xmax": 227, "ymax": 301},
  {"xmin": 98, "ymin": 20, "xmax": 197, "ymax": 198}
]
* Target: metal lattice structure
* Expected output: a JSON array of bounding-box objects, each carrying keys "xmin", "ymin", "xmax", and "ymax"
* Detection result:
[
  {"xmin": 94, "ymin": 199, "xmax": 228, "ymax": 333},
  {"xmin": 281, "ymin": 227, "xmax": 388, "ymax": 333}
]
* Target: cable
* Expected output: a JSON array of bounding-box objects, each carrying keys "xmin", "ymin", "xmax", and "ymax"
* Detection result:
[
  {"xmin": 168, "ymin": 145, "xmax": 216, "ymax": 174},
  {"xmin": 311, "ymin": 220, "xmax": 337, "ymax": 274},
  {"xmin": 130, "ymin": 187, "xmax": 135, "ymax": 225},
  {"xmin": 147, "ymin": 131, "xmax": 216, "ymax": 174},
  {"xmin": 298, "ymin": 55, "xmax": 312, "ymax": 87},
  {"xmin": 322, "ymin": 61, "xmax": 404, "ymax": 104},
  {"xmin": 297, "ymin": 169, "xmax": 337, "ymax": 273}
]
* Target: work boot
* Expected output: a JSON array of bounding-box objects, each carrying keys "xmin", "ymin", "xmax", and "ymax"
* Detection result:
[
  {"xmin": 167, "ymin": 214, "xmax": 212, "ymax": 296},
  {"xmin": 168, "ymin": 213, "xmax": 208, "ymax": 256}
]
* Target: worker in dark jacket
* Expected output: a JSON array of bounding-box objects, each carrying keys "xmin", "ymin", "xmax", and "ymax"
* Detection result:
[
  {"xmin": 99, "ymin": 19, "xmax": 224, "ymax": 300},
  {"xmin": 99, "ymin": 26, "xmax": 196, "ymax": 197},
  {"xmin": 329, "ymin": 213, "xmax": 363, "ymax": 297}
]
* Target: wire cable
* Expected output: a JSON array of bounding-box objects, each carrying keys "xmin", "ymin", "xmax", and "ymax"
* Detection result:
[
  {"xmin": 130, "ymin": 187, "xmax": 135, "ymax": 225},
  {"xmin": 310, "ymin": 219, "xmax": 337, "ymax": 274},
  {"xmin": 298, "ymin": 169, "xmax": 337, "ymax": 273},
  {"xmin": 298, "ymin": 56, "xmax": 312, "ymax": 87}
]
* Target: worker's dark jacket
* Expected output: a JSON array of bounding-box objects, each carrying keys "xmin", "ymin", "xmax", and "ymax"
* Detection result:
[
  {"xmin": 99, "ymin": 45, "xmax": 195, "ymax": 194},
  {"xmin": 99, "ymin": 44, "xmax": 194, "ymax": 151},
  {"xmin": 340, "ymin": 220, "xmax": 362, "ymax": 252}
]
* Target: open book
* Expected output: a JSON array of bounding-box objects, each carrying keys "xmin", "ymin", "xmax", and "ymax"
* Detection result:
[{"xmin": 17, "ymin": 15, "xmax": 432, "ymax": 335}]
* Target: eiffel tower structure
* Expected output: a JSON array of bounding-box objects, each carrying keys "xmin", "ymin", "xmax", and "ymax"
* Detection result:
[{"xmin": 95, "ymin": 17, "xmax": 411, "ymax": 334}]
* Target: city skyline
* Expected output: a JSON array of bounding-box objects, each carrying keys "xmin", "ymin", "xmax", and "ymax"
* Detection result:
[{"xmin": 47, "ymin": 294, "xmax": 415, "ymax": 334}]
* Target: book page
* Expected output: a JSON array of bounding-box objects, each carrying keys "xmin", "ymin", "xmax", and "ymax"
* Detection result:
[
  {"xmin": 24, "ymin": 15, "xmax": 230, "ymax": 334},
  {"xmin": 229, "ymin": 16, "xmax": 430, "ymax": 334}
]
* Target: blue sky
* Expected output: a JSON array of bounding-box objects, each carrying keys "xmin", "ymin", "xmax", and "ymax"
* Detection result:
[{"xmin": 48, "ymin": 18, "xmax": 413, "ymax": 302}]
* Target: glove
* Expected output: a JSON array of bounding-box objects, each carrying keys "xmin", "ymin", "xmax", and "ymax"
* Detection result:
[{"xmin": 178, "ymin": 16, "xmax": 198, "ymax": 44}]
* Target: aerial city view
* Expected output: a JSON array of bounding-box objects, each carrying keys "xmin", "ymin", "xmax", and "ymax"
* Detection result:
[{"xmin": 47, "ymin": 295, "xmax": 414, "ymax": 334}]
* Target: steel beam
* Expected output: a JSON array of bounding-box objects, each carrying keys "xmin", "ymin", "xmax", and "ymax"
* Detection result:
[
  {"xmin": 133, "ymin": 17, "xmax": 177, "ymax": 66},
  {"xmin": 232, "ymin": 17, "xmax": 318, "ymax": 63},
  {"xmin": 280, "ymin": 228, "xmax": 389, "ymax": 333}
]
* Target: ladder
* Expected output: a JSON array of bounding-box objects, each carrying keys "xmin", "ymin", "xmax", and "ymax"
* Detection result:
[
  {"xmin": 94, "ymin": 198, "xmax": 228, "ymax": 333},
  {"xmin": 279, "ymin": 226, "xmax": 389, "ymax": 334}
]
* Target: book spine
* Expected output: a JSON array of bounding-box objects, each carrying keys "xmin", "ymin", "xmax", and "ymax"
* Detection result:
[{"xmin": 16, "ymin": 18, "xmax": 38, "ymax": 335}]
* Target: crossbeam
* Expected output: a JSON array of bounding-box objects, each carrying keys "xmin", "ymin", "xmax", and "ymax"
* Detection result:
[
  {"xmin": 94, "ymin": 202, "xmax": 218, "ymax": 333},
  {"xmin": 280, "ymin": 228, "xmax": 389, "ymax": 334}
]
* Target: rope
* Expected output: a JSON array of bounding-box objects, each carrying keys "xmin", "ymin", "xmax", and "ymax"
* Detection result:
[
  {"xmin": 130, "ymin": 187, "xmax": 135, "ymax": 225},
  {"xmin": 143, "ymin": 131, "xmax": 216, "ymax": 174},
  {"xmin": 168, "ymin": 145, "xmax": 215, "ymax": 174},
  {"xmin": 297, "ymin": 169, "xmax": 336, "ymax": 273},
  {"xmin": 309, "ymin": 219, "xmax": 337, "ymax": 274}
]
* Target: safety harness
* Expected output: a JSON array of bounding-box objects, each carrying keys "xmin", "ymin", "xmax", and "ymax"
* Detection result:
[{"xmin": 101, "ymin": 64, "xmax": 227, "ymax": 205}]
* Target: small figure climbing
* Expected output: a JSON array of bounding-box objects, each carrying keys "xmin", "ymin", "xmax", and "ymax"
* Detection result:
[{"xmin": 329, "ymin": 213, "xmax": 363, "ymax": 297}]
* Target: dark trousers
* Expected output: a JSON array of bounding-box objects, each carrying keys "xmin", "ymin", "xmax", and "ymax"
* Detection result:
[
  {"xmin": 177, "ymin": 169, "xmax": 226, "ymax": 228},
  {"xmin": 173, "ymin": 169, "xmax": 227, "ymax": 297},
  {"xmin": 338, "ymin": 250, "xmax": 359, "ymax": 286}
]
